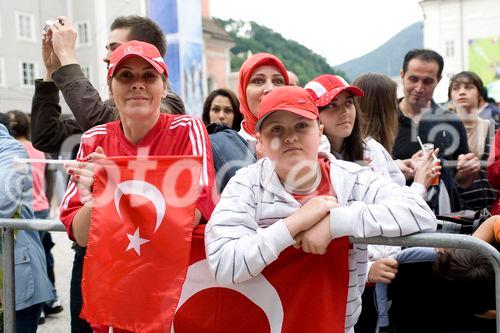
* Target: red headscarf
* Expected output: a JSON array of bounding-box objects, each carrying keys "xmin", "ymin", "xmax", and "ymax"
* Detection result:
[{"xmin": 238, "ymin": 53, "xmax": 289, "ymax": 135}]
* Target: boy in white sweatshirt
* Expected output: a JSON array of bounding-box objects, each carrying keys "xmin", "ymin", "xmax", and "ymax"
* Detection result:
[{"xmin": 205, "ymin": 86, "xmax": 437, "ymax": 332}]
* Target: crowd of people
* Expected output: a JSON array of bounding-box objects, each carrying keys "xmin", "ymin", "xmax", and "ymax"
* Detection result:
[{"xmin": 2, "ymin": 13, "xmax": 500, "ymax": 333}]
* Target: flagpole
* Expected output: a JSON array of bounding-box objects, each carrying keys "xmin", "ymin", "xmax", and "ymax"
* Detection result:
[{"xmin": 13, "ymin": 156, "xmax": 75, "ymax": 165}]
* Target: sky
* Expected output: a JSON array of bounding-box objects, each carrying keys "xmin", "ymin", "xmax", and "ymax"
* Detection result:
[{"xmin": 210, "ymin": 0, "xmax": 424, "ymax": 66}]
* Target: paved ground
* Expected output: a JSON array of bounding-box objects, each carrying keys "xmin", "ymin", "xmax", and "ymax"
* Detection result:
[{"xmin": 38, "ymin": 231, "xmax": 73, "ymax": 332}]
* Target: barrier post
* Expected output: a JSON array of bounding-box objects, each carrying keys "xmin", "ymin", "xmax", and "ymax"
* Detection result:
[
  {"xmin": 2, "ymin": 228, "xmax": 16, "ymax": 333},
  {"xmin": 1, "ymin": 219, "xmax": 64, "ymax": 333}
]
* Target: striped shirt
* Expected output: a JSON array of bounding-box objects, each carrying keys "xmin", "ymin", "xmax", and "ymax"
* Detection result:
[
  {"xmin": 458, "ymin": 125, "xmax": 499, "ymax": 210},
  {"xmin": 205, "ymin": 153, "xmax": 437, "ymax": 331},
  {"xmin": 60, "ymin": 113, "xmax": 216, "ymax": 240}
]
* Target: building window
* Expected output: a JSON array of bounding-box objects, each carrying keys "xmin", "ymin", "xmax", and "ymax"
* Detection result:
[
  {"xmin": 20, "ymin": 61, "xmax": 36, "ymax": 87},
  {"xmin": 76, "ymin": 21, "xmax": 91, "ymax": 47},
  {"xmin": 446, "ymin": 40, "xmax": 455, "ymax": 57},
  {"xmin": 81, "ymin": 65, "xmax": 91, "ymax": 80},
  {"xmin": 207, "ymin": 76, "xmax": 216, "ymax": 93},
  {"xmin": 15, "ymin": 12, "xmax": 35, "ymax": 42},
  {"xmin": 0, "ymin": 58, "xmax": 5, "ymax": 86}
]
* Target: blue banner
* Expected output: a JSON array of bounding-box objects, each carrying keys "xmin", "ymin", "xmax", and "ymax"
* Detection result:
[{"xmin": 148, "ymin": 0, "xmax": 204, "ymax": 116}]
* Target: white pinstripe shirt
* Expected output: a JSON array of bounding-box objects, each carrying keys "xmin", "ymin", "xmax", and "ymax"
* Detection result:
[{"xmin": 206, "ymin": 153, "xmax": 436, "ymax": 331}]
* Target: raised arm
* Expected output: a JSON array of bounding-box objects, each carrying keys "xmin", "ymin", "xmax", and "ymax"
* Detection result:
[
  {"xmin": 48, "ymin": 16, "xmax": 117, "ymax": 131},
  {"xmin": 31, "ymin": 79, "xmax": 83, "ymax": 153},
  {"xmin": 52, "ymin": 65, "xmax": 117, "ymax": 131},
  {"xmin": 31, "ymin": 25, "xmax": 86, "ymax": 153}
]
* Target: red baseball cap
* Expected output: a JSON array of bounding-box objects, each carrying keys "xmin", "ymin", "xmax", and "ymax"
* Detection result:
[
  {"xmin": 304, "ymin": 74, "xmax": 364, "ymax": 108},
  {"xmin": 255, "ymin": 86, "xmax": 319, "ymax": 132},
  {"xmin": 107, "ymin": 40, "xmax": 168, "ymax": 79}
]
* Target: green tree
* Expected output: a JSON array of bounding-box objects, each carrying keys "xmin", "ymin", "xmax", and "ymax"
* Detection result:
[{"xmin": 214, "ymin": 18, "xmax": 346, "ymax": 84}]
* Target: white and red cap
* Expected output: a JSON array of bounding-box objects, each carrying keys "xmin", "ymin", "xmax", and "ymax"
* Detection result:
[
  {"xmin": 255, "ymin": 86, "xmax": 319, "ymax": 132},
  {"xmin": 304, "ymin": 74, "xmax": 364, "ymax": 108},
  {"xmin": 107, "ymin": 40, "xmax": 168, "ymax": 80}
]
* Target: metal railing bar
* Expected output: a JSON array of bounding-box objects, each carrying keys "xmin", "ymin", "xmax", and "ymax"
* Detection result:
[
  {"xmin": 0, "ymin": 219, "xmax": 65, "ymax": 232},
  {"xmin": 352, "ymin": 233, "xmax": 500, "ymax": 332},
  {"xmin": 1, "ymin": 220, "xmax": 499, "ymax": 332}
]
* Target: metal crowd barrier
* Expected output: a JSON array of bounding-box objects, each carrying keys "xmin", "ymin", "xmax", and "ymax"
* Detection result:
[
  {"xmin": 1, "ymin": 218, "xmax": 499, "ymax": 332},
  {"xmin": 1, "ymin": 219, "xmax": 65, "ymax": 333}
]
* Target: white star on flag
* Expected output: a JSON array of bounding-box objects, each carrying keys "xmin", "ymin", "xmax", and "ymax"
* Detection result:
[{"xmin": 126, "ymin": 227, "xmax": 150, "ymax": 255}]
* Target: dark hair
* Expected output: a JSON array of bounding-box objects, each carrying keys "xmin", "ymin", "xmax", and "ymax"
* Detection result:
[
  {"xmin": 447, "ymin": 71, "xmax": 484, "ymax": 105},
  {"xmin": 319, "ymin": 94, "xmax": 364, "ymax": 163},
  {"xmin": 6, "ymin": 110, "xmax": 30, "ymax": 139},
  {"xmin": 202, "ymin": 88, "xmax": 242, "ymax": 131},
  {"xmin": 164, "ymin": 91, "xmax": 186, "ymax": 115},
  {"xmin": 481, "ymin": 87, "xmax": 489, "ymax": 101},
  {"xmin": 0, "ymin": 112, "xmax": 10, "ymax": 133},
  {"xmin": 110, "ymin": 16, "xmax": 166, "ymax": 57},
  {"xmin": 353, "ymin": 73, "xmax": 399, "ymax": 153},
  {"xmin": 434, "ymin": 248, "xmax": 495, "ymax": 315},
  {"xmin": 402, "ymin": 49, "xmax": 444, "ymax": 78}
]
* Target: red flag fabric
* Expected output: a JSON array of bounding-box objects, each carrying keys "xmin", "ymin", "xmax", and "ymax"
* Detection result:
[
  {"xmin": 81, "ymin": 156, "xmax": 202, "ymax": 332},
  {"xmin": 173, "ymin": 225, "xmax": 350, "ymax": 333}
]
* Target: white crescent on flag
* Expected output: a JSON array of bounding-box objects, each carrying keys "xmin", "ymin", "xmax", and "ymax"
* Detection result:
[
  {"xmin": 114, "ymin": 180, "xmax": 166, "ymax": 232},
  {"xmin": 172, "ymin": 259, "xmax": 284, "ymax": 333}
]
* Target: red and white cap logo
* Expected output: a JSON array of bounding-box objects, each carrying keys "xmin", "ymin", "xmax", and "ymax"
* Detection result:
[
  {"xmin": 305, "ymin": 74, "xmax": 364, "ymax": 108},
  {"xmin": 124, "ymin": 45, "xmax": 143, "ymax": 55},
  {"xmin": 107, "ymin": 40, "xmax": 168, "ymax": 79}
]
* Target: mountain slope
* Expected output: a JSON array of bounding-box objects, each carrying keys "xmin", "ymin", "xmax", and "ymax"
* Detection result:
[
  {"xmin": 215, "ymin": 18, "xmax": 345, "ymax": 84},
  {"xmin": 336, "ymin": 22, "xmax": 423, "ymax": 80}
]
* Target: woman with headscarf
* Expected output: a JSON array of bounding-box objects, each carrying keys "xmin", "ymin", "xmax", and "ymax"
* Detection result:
[{"xmin": 210, "ymin": 53, "xmax": 289, "ymax": 192}]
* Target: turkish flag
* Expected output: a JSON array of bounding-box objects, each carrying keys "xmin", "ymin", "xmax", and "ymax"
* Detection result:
[
  {"xmin": 173, "ymin": 225, "xmax": 350, "ymax": 333},
  {"xmin": 81, "ymin": 156, "xmax": 202, "ymax": 332}
]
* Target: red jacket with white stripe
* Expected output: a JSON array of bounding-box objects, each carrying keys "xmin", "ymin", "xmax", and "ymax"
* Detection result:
[{"xmin": 60, "ymin": 113, "xmax": 216, "ymax": 240}]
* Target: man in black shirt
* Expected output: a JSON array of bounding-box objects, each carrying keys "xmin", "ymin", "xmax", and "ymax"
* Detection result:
[{"xmin": 392, "ymin": 49, "xmax": 480, "ymax": 190}]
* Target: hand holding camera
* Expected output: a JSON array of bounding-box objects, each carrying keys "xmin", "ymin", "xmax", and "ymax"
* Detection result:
[
  {"xmin": 41, "ymin": 16, "xmax": 78, "ymax": 76},
  {"xmin": 43, "ymin": 18, "xmax": 63, "ymax": 34},
  {"xmin": 42, "ymin": 19, "xmax": 62, "ymax": 80}
]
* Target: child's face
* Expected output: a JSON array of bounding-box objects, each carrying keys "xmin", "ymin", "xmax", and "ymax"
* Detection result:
[
  {"xmin": 319, "ymin": 91, "xmax": 356, "ymax": 146},
  {"xmin": 450, "ymin": 79, "xmax": 480, "ymax": 112},
  {"xmin": 258, "ymin": 110, "xmax": 323, "ymax": 176}
]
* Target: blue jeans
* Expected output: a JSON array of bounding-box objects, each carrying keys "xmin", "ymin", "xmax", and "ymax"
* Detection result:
[{"xmin": 16, "ymin": 303, "xmax": 43, "ymax": 333}]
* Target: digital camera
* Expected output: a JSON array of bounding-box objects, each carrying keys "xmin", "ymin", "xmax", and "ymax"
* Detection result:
[{"xmin": 43, "ymin": 19, "xmax": 62, "ymax": 33}]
